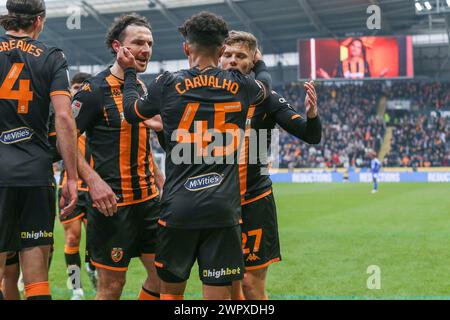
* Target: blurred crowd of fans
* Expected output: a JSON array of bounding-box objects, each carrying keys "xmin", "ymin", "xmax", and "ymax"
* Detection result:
[{"xmin": 385, "ymin": 113, "xmax": 449, "ymax": 167}]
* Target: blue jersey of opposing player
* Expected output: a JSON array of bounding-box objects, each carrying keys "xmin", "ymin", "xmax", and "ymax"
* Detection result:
[
  {"xmin": 370, "ymin": 157, "xmax": 381, "ymax": 193},
  {"xmin": 371, "ymin": 158, "xmax": 381, "ymax": 174}
]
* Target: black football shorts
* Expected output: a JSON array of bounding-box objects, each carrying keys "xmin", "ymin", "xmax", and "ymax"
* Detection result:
[
  {"xmin": 155, "ymin": 224, "xmax": 245, "ymax": 285},
  {"xmin": 87, "ymin": 197, "xmax": 160, "ymax": 271},
  {"xmin": 0, "ymin": 187, "xmax": 56, "ymax": 253},
  {"xmin": 241, "ymin": 192, "xmax": 281, "ymax": 271}
]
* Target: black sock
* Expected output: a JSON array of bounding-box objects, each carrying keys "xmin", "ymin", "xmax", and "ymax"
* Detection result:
[
  {"xmin": 65, "ymin": 252, "xmax": 81, "ymax": 268},
  {"xmin": 0, "ymin": 290, "xmax": 4, "ymax": 300},
  {"xmin": 27, "ymin": 295, "xmax": 52, "ymax": 300}
]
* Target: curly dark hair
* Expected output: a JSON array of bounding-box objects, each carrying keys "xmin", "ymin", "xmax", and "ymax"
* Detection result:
[
  {"xmin": 178, "ymin": 11, "xmax": 229, "ymax": 50},
  {"xmin": 105, "ymin": 13, "xmax": 152, "ymax": 55},
  {"xmin": 0, "ymin": 12, "xmax": 45, "ymax": 32}
]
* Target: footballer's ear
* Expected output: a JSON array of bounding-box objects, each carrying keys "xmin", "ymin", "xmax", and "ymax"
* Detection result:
[
  {"xmin": 218, "ymin": 45, "xmax": 225, "ymax": 58},
  {"xmin": 112, "ymin": 40, "xmax": 122, "ymax": 54},
  {"xmin": 183, "ymin": 42, "xmax": 189, "ymax": 57}
]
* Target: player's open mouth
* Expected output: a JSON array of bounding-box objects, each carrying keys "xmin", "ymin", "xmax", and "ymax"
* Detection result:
[{"xmin": 136, "ymin": 58, "xmax": 147, "ymax": 66}]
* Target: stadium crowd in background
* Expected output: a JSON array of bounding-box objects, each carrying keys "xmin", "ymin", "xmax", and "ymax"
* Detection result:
[
  {"xmin": 388, "ymin": 81, "xmax": 450, "ymax": 110},
  {"xmin": 386, "ymin": 113, "xmax": 450, "ymax": 167},
  {"xmin": 276, "ymin": 82, "xmax": 385, "ymax": 169}
]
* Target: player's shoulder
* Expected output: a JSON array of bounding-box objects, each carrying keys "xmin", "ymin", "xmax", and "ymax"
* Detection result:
[
  {"xmin": 221, "ymin": 68, "xmax": 254, "ymax": 83},
  {"xmin": 83, "ymin": 69, "xmax": 114, "ymax": 92},
  {"xmin": 72, "ymin": 71, "xmax": 104, "ymax": 101},
  {"xmin": 154, "ymin": 70, "xmax": 177, "ymax": 85},
  {"xmin": 31, "ymin": 38, "xmax": 66, "ymax": 59},
  {"xmin": 263, "ymin": 90, "xmax": 294, "ymax": 111}
]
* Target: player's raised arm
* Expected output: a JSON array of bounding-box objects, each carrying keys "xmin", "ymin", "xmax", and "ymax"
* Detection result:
[
  {"xmin": 118, "ymin": 47, "xmax": 162, "ymax": 123},
  {"xmin": 270, "ymin": 83, "xmax": 322, "ymax": 144}
]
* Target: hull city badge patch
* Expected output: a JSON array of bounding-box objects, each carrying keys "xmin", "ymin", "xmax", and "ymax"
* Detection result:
[{"xmin": 111, "ymin": 248, "xmax": 124, "ymax": 263}]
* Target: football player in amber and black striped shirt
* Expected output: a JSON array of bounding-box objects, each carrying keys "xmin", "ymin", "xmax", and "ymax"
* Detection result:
[
  {"xmin": 118, "ymin": 11, "xmax": 272, "ymax": 300},
  {"xmin": 220, "ymin": 31, "xmax": 321, "ymax": 300},
  {"xmin": 72, "ymin": 14, "xmax": 164, "ymax": 300},
  {"xmin": 0, "ymin": 0, "xmax": 78, "ymax": 300}
]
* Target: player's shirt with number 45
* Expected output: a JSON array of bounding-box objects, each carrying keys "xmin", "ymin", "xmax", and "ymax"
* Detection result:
[
  {"xmin": 0, "ymin": 34, "xmax": 71, "ymax": 186},
  {"xmin": 122, "ymin": 66, "xmax": 266, "ymax": 229}
]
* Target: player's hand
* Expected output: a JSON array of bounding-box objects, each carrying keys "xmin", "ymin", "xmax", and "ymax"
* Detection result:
[
  {"xmin": 87, "ymin": 175, "xmax": 118, "ymax": 217},
  {"xmin": 253, "ymin": 48, "xmax": 262, "ymax": 64},
  {"xmin": 60, "ymin": 179, "xmax": 78, "ymax": 217},
  {"xmin": 304, "ymin": 80, "xmax": 318, "ymax": 118},
  {"xmin": 156, "ymin": 173, "xmax": 165, "ymax": 198},
  {"xmin": 144, "ymin": 115, "xmax": 163, "ymax": 132},
  {"xmin": 117, "ymin": 47, "xmax": 137, "ymax": 70}
]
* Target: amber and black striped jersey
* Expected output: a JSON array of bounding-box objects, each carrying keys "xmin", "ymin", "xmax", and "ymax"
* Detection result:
[
  {"xmin": 122, "ymin": 65, "xmax": 268, "ymax": 229},
  {"xmin": 73, "ymin": 68, "xmax": 158, "ymax": 206},
  {"xmin": 239, "ymin": 91, "xmax": 322, "ymax": 205},
  {"xmin": 0, "ymin": 34, "xmax": 71, "ymax": 186}
]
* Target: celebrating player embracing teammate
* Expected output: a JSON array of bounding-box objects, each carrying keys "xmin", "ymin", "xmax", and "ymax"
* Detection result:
[
  {"xmin": 72, "ymin": 14, "xmax": 164, "ymax": 300},
  {"xmin": 118, "ymin": 11, "xmax": 272, "ymax": 300},
  {"xmin": 219, "ymin": 31, "xmax": 322, "ymax": 300}
]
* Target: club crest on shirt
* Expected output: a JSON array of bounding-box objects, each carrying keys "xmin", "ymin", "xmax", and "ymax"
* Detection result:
[
  {"xmin": 112, "ymin": 88, "xmax": 122, "ymax": 97},
  {"xmin": 111, "ymin": 248, "xmax": 124, "ymax": 263},
  {"xmin": 71, "ymin": 100, "xmax": 83, "ymax": 118}
]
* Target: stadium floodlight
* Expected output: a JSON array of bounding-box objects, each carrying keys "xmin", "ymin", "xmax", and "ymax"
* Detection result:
[
  {"xmin": 447, "ymin": 0, "xmax": 450, "ymax": 7},
  {"xmin": 415, "ymin": 1, "xmax": 424, "ymax": 11},
  {"xmin": 424, "ymin": 1, "xmax": 433, "ymax": 10}
]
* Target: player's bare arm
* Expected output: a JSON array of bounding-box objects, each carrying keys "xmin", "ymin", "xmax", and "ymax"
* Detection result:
[
  {"xmin": 52, "ymin": 94, "xmax": 78, "ymax": 215},
  {"xmin": 152, "ymin": 157, "xmax": 165, "ymax": 197}
]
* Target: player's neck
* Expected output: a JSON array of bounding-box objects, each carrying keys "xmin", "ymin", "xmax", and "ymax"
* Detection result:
[
  {"xmin": 110, "ymin": 62, "xmax": 125, "ymax": 80},
  {"xmin": 189, "ymin": 55, "xmax": 218, "ymax": 70},
  {"xmin": 6, "ymin": 30, "xmax": 38, "ymax": 40}
]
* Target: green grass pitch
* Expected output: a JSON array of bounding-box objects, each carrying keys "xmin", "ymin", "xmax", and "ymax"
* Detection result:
[{"xmin": 46, "ymin": 182, "xmax": 450, "ymax": 300}]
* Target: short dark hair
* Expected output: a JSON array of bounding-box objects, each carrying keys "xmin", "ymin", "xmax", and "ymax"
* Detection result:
[
  {"xmin": 178, "ymin": 11, "xmax": 228, "ymax": 51},
  {"xmin": 71, "ymin": 72, "xmax": 91, "ymax": 86},
  {"xmin": 0, "ymin": 0, "xmax": 46, "ymax": 31},
  {"xmin": 105, "ymin": 13, "xmax": 152, "ymax": 55}
]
